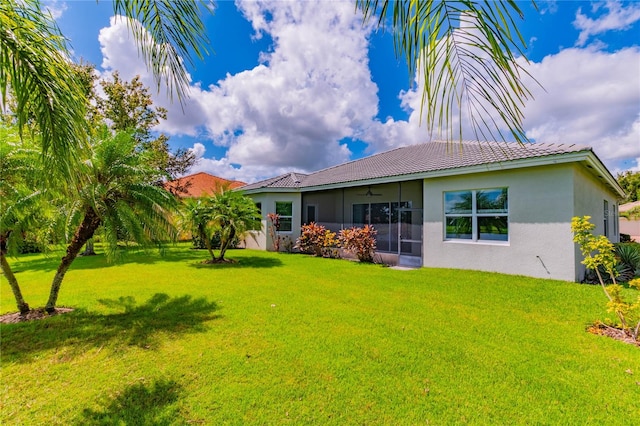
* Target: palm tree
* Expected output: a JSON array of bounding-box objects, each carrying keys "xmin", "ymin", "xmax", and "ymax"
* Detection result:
[
  {"xmin": 180, "ymin": 190, "xmax": 261, "ymax": 263},
  {"xmin": 0, "ymin": 0, "xmax": 209, "ymax": 166},
  {"xmin": 44, "ymin": 128, "xmax": 178, "ymax": 312},
  {"xmin": 0, "ymin": 126, "xmax": 43, "ymax": 313},
  {"xmin": 209, "ymin": 190, "xmax": 262, "ymax": 262},
  {"xmin": 357, "ymin": 0, "xmax": 536, "ymax": 143}
]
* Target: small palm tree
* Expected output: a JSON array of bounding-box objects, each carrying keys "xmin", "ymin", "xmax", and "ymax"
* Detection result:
[
  {"xmin": 180, "ymin": 190, "xmax": 261, "ymax": 263},
  {"xmin": 44, "ymin": 128, "xmax": 178, "ymax": 312},
  {"xmin": 209, "ymin": 190, "xmax": 262, "ymax": 262}
]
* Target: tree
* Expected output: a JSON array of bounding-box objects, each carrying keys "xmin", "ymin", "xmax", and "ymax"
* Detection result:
[
  {"xmin": 181, "ymin": 190, "xmax": 261, "ymax": 263},
  {"xmin": 1, "ymin": 0, "xmax": 209, "ymax": 164},
  {"xmin": 0, "ymin": 126, "xmax": 42, "ymax": 313},
  {"xmin": 44, "ymin": 127, "xmax": 178, "ymax": 312},
  {"xmin": 617, "ymin": 171, "xmax": 640, "ymax": 203},
  {"xmin": 96, "ymin": 71, "xmax": 197, "ymax": 188},
  {"xmin": 357, "ymin": 0, "xmax": 536, "ymax": 143},
  {"xmin": 209, "ymin": 190, "xmax": 262, "ymax": 262}
]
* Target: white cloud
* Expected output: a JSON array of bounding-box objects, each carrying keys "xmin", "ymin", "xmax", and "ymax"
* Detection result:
[
  {"xmin": 96, "ymin": 2, "xmax": 386, "ymax": 182},
  {"xmin": 43, "ymin": 0, "xmax": 67, "ymax": 19},
  {"xmin": 94, "ymin": 1, "xmax": 639, "ymax": 182},
  {"xmin": 521, "ymin": 46, "xmax": 640, "ymax": 170},
  {"xmin": 574, "ymin": 1, "xmax": 640, "ymax": 46}
]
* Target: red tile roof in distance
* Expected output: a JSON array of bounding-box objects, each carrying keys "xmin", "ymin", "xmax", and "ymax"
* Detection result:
[{"xmin": 165, "ymin": 172, "xmax": 246, "ymax": 197}]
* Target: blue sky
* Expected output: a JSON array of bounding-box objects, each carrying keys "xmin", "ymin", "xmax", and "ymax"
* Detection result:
[{"xmin": 48, "ymin": 1, "xmax": 640, "ymax": 183}]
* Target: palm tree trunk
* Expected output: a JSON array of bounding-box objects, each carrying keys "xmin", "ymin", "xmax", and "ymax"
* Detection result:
[
  {"xmin": 218, "ymin": 227, "xmax": 235, "ymax": 261},
  {"xmin": 81, "ymin": 238, "xmax": 96, "ymax": 256},
  {"xmin": 45, "ymin": 208, "xmax": 101, "ymax": 313},
  {"xmin": 0, "ymin": 245, "xmax": 30, "ymax": 314},
  {"xmin": 200, "ymin": 225, "xmax": 216, "ymax": 262}
]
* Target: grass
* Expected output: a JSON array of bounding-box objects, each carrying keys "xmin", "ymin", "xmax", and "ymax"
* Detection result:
[{"xmin": 1, "ymin": 243, "xmax": 639, "ymax": 425}]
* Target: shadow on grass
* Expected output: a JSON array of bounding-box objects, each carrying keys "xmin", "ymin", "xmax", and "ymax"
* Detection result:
[
  {"xmin": 10, "ymin": 248, "xmax": 202, "ymax": 273},
  {"xmin": 188, "ymin": 256, "xmax": 283, "ymax": 269},
  {"xmin": 0, "ymin": 293, "xmax": 220, "ymax": 364},
  {"xmin": 78, "ymin": 378, "xmax": 183, "ymax": 426}
]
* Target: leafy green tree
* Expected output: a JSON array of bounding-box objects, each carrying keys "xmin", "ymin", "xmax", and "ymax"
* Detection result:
[
  {"xmin": 96, "ymin": 71, "xmax": 197, "ymax": 189},
  {"xmin": 1, "ymin": 0, "xmax": 209, "ymax": 164},
  {"xmin": 617, "ymin": 171, "xmax": 640, "ymax": 203},
  {"xmin": 358, "ymin": 0, "xmax": 536, "ymax": 142},
  {"xmin": 181, "ymin": 190, "xmax": 261, "ymax": 263},
  {"xmin": 44, "ymin": 128, "xmax": 178, "ymax": 312}
]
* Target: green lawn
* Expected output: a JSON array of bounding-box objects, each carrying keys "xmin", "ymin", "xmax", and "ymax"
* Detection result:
[{"xmin": 1, "ymin": 244, "xmax": 638, "ymax": 425}]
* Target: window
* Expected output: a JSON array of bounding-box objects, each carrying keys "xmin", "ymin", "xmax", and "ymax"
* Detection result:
[
  {"xmin": 444, "ymin": 188, "xmax": 508, "ymax": 242},
  {"xmin": 255, "ymin": 202, "xmax": 262, "ymax": 215},
  {"xmin": 613, "ymin": 203, "xmax": 618, "ymax": 238},
  {"xmin": 275, "ymin": 202, "xmax": 293, "ymax": 232},
  {"xmin": 603, "ymin": 200, "xmax": 609, "ymax": 237}
]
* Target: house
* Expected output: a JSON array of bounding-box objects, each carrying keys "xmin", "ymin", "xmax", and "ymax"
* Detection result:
[
  {"xmin": 240, "ymin": 140, "xmax": 624, "ymax": 282},
  {"xmin": 619, "ymin": 200, "xmax": 640, "ymax": 242},
  {"xmin": 165, "ymin": 172, "xmax": 246, "ymax": 197}
]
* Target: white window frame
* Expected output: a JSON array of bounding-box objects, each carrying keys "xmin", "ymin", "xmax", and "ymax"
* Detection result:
[
  {"xmin": 444, "ymin": 188, "xmax": 509, "ymax": 244},
  {"xmin": 275, "ymin": 201, "xmax": 293, "ymax": 233}
]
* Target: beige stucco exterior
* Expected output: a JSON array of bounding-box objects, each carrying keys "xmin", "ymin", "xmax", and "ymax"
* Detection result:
[
  {"xmin": 422, "ymin": 163, "xmax": 619, "ymax": 281},
  {"xmin": 242, "ymin": 155, "xmax": 622, "ymax": 282},
  {"xmin": 243, "ymin": 192, "xmax": 302, "ymax": 251}
]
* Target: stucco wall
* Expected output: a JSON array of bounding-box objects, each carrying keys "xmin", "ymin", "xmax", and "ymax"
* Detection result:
[
  {"xmin": 423, "ymin": 164, "xmax": 581, "ymax": 281},
  {"xmin": 244, "ymin": 192, "xmax": 302, "ymax": 251}
]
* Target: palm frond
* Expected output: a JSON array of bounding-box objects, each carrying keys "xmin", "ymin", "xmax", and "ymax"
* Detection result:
[
  {"xmin": 0, "ymin": 0, "xmax": 88, "ymax": 170},
  {"xmin": 357, "ymin": 0, "xmax": 538, "ymax": 143},
  {"xmin": 113, "ymin": 0, "xmax": 211, "ymax": 103}
]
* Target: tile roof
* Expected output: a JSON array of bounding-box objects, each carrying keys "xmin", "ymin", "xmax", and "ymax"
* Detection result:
[
  {"xmin": 240, "ymin": 172, "xmax": 309, "ymax": 191},
  {"xmin": 242, "ymin": 140, "xmax": 591, "ymax": 191},
  {"xmin": 165, "ymin": 172, "xmax": 246, "ymax": 197}
]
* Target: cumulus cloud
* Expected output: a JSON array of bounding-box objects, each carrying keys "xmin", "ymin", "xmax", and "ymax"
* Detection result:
[
  {"xmin": 94, "ymin": 1, "xmax": 639, "ymax": 182},
  {"xmin": 43, "ymin": 0, "xmax": 67, "ymax": 19},
  {"xmin": 574, "ymin": 1, "xmax": 640, "ymax": 46},
  {"xmin": 521, "ymin": 47, "xmax": 640, "ymax": 170}
]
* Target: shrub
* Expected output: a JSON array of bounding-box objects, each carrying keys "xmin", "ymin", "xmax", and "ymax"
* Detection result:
[
  {"xmin": 295, "ymin": 222, "xmax": 338, "ymax": 257},
  {"xmin": 339, "ymin": 225, "xmax": 377, "ymax": 263},
  {"xmin": 615, "ymin": 242, "xmax": 640, "ymax": 282},
  {"xmin": 572, "ymin": 216, "xmax": 640, "ymax": 342}
]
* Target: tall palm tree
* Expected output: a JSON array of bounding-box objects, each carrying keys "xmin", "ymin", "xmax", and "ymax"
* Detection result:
[
  {"xmin": 0, "ymin": 0, "xmax": 209, "ymax": 167},
  {"xmin": 357, "ymin": 0, "xmax": 536, "ymax": 143},
  {"xmin": 0, "ymin": 126, "xmax": 44, "ymax": 313},
  {"xmin": 44, "ymin": 127, "xmax": 178, "ymax": 312}
]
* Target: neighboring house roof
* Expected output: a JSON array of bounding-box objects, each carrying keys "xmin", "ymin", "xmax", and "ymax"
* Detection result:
[
  {"xmin": 241, "ymin": 140, "xmax": 624, "ymax": 197},
  {"xmin": 166, "ymin": 172, "xmax": 246, "ymax": 197}
]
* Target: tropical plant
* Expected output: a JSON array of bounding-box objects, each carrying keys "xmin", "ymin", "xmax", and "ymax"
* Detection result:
[
  {"xmin": 0, "ymin": 126, "xmax": 44, "ymax": 313},
  {"xmin": 295, "ymin": 222, "xmax": 338, "ymax": 257},
  {"xmin": 572, "ymin": 216, "xmax": 640, "ymax": 342},
  {"xmin": 267, "ymin": 213, "xmax": 282, "ymax": 252},
  {"xmin": 615, "ymin": 243, "xmax": 640, "ymax": 283},
  {"xmin": 209, "ymin": 190, "xmax": 262, "ymax": 262},
  {"xmin": 44, "ymin": 128, "xmax": 178, "ymax": 312},
  {"xmin": 339, "ymin": 225, "xmax": 377, "ymax": 263},
  {"xmin": 181, "ymin": 190, "xmax": 261, "ymax": 263},
  {"xmin": 357, "ymin": 0, "xmax": 536, "ymax": 143}
]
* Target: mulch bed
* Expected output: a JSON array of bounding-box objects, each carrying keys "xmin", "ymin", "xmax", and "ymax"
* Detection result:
[
  {"xmin": 587, "ymin": 323, "xmax": 640, "ymax": 347},
  {"xmin": 0, "ymin": 308, "xmax": 74, "ymax": 324}
]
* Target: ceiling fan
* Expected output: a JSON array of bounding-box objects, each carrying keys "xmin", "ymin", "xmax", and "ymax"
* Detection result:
[{"xmin": 358, "ymin": 186, "xmax": 382, "ymax": 197}]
